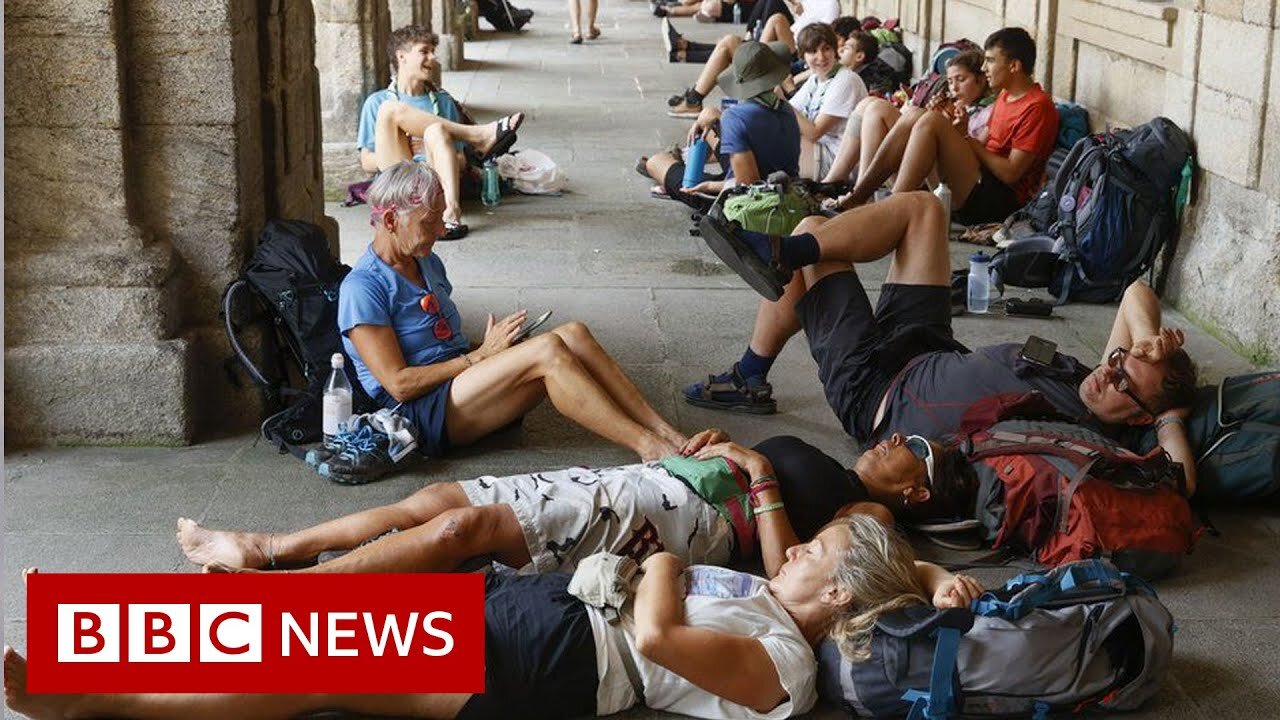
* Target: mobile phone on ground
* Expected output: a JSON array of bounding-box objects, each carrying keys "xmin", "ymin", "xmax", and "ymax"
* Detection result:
[
  {"xmin": 1005, "ymin": 297, "xmax": 1054, "ymax": 318},
  {"xmin": 513, "ymin": 309, "xmax": 554, "ymax": 343},
  {"xmin": 1019, "ymin": 335, "xmax": 1058, "ymax": 367}
]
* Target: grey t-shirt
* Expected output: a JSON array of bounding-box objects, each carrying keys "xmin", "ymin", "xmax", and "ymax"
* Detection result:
[{"xmin": 871, "ymin": 343, "xmax": 1100, "ymax": 445}]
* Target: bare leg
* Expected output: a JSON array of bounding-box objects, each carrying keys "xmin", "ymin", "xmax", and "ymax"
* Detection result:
[
  {"xmin": 860, "ymin": 100, "xmax": 912, "ymax": 179},
  {"xmin": 4, "ymin": 647, "xmax": 468, "ymax": 720},
  {"xmin": 549, "ymin": 322, "xmax": 686, "ymax": 447},
  {"xmin": 446, "ymin": 332, "xmax": 680, "ymax": 459},
  {"xmin": 823, "ymin": 110, "xmax": 863, "ymax": 183},
  {"xmin": 645, "ymin": 149, "xmax": 681, "ymax": 185},
  {"xmin": 374, "ymin": 101, "xmax": 417, "ymax": 170},
  {"xmin": 376, "ymin": 102, "xmax": 521, "ymax": 165},
  {"xmin": 810, "ymin": 191, "xmax": 951, "ymax": 285},
  {"xmin": 422, "ymin": 124, "xmax": 465, "ymax": 225},
  {"xmin": 890, "ymin": 111, "xmax": 981, "ymax": 205},
  {"xmin": 758, "ymin": 13, "xmax": 794, "ymax": 50},
  {"xmin": 176, "ymin": 483, "xmax": 472, "ymax": 570},
  {"xmin": 747, "ymin": 270, "xmax": 808, "ymax": 356},
  {"xmin": 798, "ymin": 137, "xmax": 818, "ymax": 180},
  {"xmin": 586, "ymin": 0, "xmax": 599, "ymax": 36},
  {"xmin": 568, "ymin": 0, "xmax": 581, "ymax": 38},
  {"xmin": 692, "ymin": 34, "xmax": 743, "ymax": 97}
]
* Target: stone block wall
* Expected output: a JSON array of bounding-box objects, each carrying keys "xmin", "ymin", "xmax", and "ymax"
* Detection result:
[
  {"xmin": 4, "ymin": 0, "xmax": 330, "ymax": 445},
  {"xmin": 850, "ymin": 0, "xmax": 1280, "ymax": 365}
]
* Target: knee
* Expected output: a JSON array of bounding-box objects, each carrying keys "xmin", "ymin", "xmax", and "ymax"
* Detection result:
[
  {"xmin": 422, "ymin": 123, "xmax": 449, "ymax": 143},
  {"xmin": 429, "ymin": 507, "xmax": 492, "ymax": 552},
  {"xmin": 793, "ymin": 215, "xmax": 828, "ymax": 234},
  {"xmin": 904, "ymin": 190, "xmax": 946, "ymax": 225},
  {"xmin": 716, "ymin": 34, "xmax": 740, "ymax": 51},
  {"xmin": 554, "ymin": 320, "xmax": 593, "ymax": 346},
  {"xmin": 530, "ymin": 331, "xmax": 573, "ymax": 366},
  {"xmin": 377, "ymin": 100, "xmax": 405, "ymax": 125}
]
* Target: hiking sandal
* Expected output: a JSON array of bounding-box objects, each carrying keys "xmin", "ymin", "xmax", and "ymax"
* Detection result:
[{"xmin": 682, "ymin": 364, "xmax": 777, "ymax": 415}]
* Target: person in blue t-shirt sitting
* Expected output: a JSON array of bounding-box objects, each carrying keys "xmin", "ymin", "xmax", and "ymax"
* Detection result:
[
  {"xmin": 356, "ymin": 25, "xmax": 525, "ymax": 241},
  {"xmin": 640, "ymin": 41, "xmax": 800, "ymax": 211},
  {"xmin": 338, "ymin": 162, "xmax": 688, "ymax": 477}
]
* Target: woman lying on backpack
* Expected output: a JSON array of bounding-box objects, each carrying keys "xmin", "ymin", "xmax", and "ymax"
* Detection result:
[
  {"xmin": 335, "ymin": 162, "xmax": 687, "ymax": 481},
  {"xmin": 8, "ymin": 512, "xmax": 981, "ymax": 720}
]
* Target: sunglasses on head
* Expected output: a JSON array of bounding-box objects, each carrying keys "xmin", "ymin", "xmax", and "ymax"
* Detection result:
[{"xmin": 1106, "ymin": 347, "xmax": 1154, "ymax": 417}]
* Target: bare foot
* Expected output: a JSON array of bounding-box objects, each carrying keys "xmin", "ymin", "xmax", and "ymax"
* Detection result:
[
  {"xmin": 638, "ymin": 434, "xmax": 682, "ymax": 462},
  {"xmin": 176, "ymin": 518, "xmax": 272, "ymax": 570},
  {"xmin": 5, "ymin": 646, "xmax": 77, "ymax": 720},
  {"xmin": 202, "ymin": 561, "xmax": 262, "ymax": 574},
  {"xmin": 22, "ymin": 568, "xmax": 36, "ymax": 586}
]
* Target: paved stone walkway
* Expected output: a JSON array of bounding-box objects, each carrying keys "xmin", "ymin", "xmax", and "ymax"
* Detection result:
[{"xmin": 4, "ymin": 3, "xmax": 1277, "ymax": 717}]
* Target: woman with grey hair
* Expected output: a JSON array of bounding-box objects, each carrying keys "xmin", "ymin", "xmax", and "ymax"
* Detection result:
[
  {"xmin": 8, "ymin": 515, "xmax": 981, "ymax": 720},
  {"xmin": 334, "ymin": 162, "xmax": 688, "ymax": 481}
]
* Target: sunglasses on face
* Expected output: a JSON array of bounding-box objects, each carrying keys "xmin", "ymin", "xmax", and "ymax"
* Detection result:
[{"xmin": 1106, "ymin": 347, "xmax": 1154, "ymax": 417}]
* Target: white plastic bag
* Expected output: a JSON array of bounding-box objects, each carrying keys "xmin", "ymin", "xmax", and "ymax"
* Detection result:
[{"xmin": 495, "ymin": 149, "xmax": 567, "ymax": 195}]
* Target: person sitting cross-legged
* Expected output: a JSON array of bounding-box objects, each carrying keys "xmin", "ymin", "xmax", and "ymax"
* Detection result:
[{"xmin": 357, "ymin": 25, "xmax": 525, "ymax": 240}]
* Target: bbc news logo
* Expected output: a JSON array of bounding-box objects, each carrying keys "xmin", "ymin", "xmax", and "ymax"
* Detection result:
[{"xmin": 26, "ymin": 573, "xmax": 484, "ymax": 692}]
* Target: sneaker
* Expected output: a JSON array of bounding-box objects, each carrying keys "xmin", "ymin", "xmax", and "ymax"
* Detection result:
[
  {"xmin": 683, "ymin": 363, "xmax": 777, "ymax": 414},
  {"xmin": 668, "ymin": 99, "xmax": 703, "ymax": 118},
  {"xmin": 316, "ymin": 409, "xmax": 420, "ymax": 485},
  {"xmin": 305, "ymin": 425, "xmax": 359, "ymax": 468}
]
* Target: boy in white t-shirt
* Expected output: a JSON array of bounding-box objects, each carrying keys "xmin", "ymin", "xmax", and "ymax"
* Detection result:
[{"xmin": 788, "ymin": 23, "xmax": 866, "ymax": 178}]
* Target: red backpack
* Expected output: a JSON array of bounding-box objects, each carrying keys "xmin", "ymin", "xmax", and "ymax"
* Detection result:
[{"xmin": 959, "ymin": 393, "xmax": 1198, "ymax": 579}]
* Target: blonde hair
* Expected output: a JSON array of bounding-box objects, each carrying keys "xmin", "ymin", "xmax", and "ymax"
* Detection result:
[{"xmin": 825, "ymin": 514, "xmax": 930, "ymax": 661}]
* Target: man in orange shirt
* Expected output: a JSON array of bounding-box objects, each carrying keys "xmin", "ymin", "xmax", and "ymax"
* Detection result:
[{"xmin": 836, "ymin": 27, "xmax": 1058, "ymax": 224}]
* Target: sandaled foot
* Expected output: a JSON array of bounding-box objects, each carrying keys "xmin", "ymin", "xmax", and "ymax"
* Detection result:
[
  {"xmin": 588, "ymin": 26, "xmax": 601, "ymax": 39},
  {"xmin": 5, "ymin": 646, "xmax": 77, "ymax": 720},
  {"xmin": 668, "ymin": 99, "xmax": 703, "ymax": 118},
  {"xmin": 479, "ymin": 112, "xmax": 524, "ymax": 161},
  {"xmin": 176, "ymin": 517, "xmax": 273, "ymax": 569},
  {"xmin": 698, "ymin": 215, "xmax": 792, "ymax": 300},
  {"xmin": 441, "ymin": 221, "xmax": 469, "ymax": 241},
  {"xmin": 570, "ymin": 33, "xmax": 583, "ymax": 44},
  {"xmin": 683, "ymin": 364, "xmax": 777, "ymax": 414}
]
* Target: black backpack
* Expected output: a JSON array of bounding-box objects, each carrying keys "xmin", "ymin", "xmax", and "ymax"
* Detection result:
[
  {"xmin": 222, "ymin": 220, "xmax": 376, "ymax": 458},
  {"xmin": 991, "ymin": 117, "xmax": 1193, "ymax": 304}
]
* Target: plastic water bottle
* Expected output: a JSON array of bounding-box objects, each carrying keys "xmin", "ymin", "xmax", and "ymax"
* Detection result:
[
  {"xmin": 732, "ymin": 1, "xmax": 742, "ymax": 24},
  {"xmin": 323, "ymin": 353, "xmax": 353, "ymax": 440},
  {"xmin": 682, "ymin": 137, "xmax": 709, "ymax": 188},
  {"xmin": 933, "ymin": 182, "xmax": 952, "ymax": 220},
  {"xmin": 481, "ymin": 159, "xmax": 501, "ymax": 207},
  {"xmin": 967, "ymin": 252, "xmax": 992, "ymax": 314}
]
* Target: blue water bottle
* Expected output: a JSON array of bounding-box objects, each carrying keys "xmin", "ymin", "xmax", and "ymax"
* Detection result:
[
  {"xmin": 732, "ymin": 1, "xmax": 742, "ymax": 24},
  {"xmin": 481, "ymin": 159, "xmax": 501, "ymax": 207},
  {"xmin": 682, "ymin": 137, "xmax": 709, "ymax": 188}
]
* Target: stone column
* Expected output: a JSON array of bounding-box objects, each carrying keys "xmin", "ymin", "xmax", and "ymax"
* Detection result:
[
  {"xmin": 433, "ymin": 0, "xmax": 465, "ymax": 70},
  {"xmin": 389, "ymin": 0, "xmax": 432, "ymax": 29},
  {"xmin": 315, "ymin": 0, "xmax": 392, "ymax": 200}
]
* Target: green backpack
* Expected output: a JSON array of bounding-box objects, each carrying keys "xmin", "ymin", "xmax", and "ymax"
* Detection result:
[{"xmin": 720, "ymin": 181, "xmax": 818, "ymax": 235}]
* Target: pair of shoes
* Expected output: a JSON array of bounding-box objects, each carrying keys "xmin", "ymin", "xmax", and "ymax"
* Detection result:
[
  {"xmin": 315, "ymin": 409, "xmax": 421, "ymax": 485},
  {"xmin": 482, "ymin": 112, "xmax": 523, "ymax": 162},
  {"xmin": 668, "ymin": 99, "xmax": 702, "ymax": 118},
  {"xmin": 683, "ymin": 363, "xmax": 777, "ymax": 414},
  {"xmin": 698, "ymin": 214, "xmax": 792, "ymax": 300},
  {"xmin": 442, "ymin": 221, "xmax": 469, "ymax": 241}
]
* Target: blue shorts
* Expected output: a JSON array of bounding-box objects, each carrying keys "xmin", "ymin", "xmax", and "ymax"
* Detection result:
[{"xmin": 378, "ymin": 378, "xmax": 453, "ymax": 457}]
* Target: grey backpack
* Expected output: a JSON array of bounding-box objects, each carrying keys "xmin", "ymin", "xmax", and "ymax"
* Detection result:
[{"xmin": 817, "ymin": 559, "xmax": 1174, "ymax": 718}]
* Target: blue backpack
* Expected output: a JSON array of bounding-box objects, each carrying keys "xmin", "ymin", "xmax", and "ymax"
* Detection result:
[
  {"xmin": 991, "ymin": 117, "xmax": 1193, "ymax": 304},
  {"xmin": 817, "ymin": 560, "xmax": 1174, "ymax": 719}
]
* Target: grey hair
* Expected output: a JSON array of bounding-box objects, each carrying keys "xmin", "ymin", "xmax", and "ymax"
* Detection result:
[
  {"xmin": 825, "ymin": 514, "xmax": 930, "ymax": 661},
  {"xmin": 367, "ymin": 161, "xmax": 443, "ymax": 226}
]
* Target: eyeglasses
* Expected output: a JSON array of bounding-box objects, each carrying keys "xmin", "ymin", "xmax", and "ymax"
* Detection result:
[{"xmin": 1106, "ymin": 347, "xmax": 1154, "ymax": 417}]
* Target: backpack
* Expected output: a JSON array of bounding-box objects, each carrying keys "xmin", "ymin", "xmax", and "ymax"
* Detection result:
[
  {"xmin": 222, "ymin": 220, "xmax": 376, "ymax": 458},
  {"xmin": 817, "ymin": 559, "xmax": 1174, "ymax": 719},
  {"xmin": 715, "ymin": 177, "xmax": 819, "ymax": 235},
  {"xmin": 1054, "ymin": 101, "xmax": 1089, "ymax": 150},
  {"xmin": 925, "ymin": 38, "xmax": 980, "ymax": 77},
  {"xmin": 876, "ymin": 41, "xmax": 915, "ymax": 90},
  {"xmin": 958, "ymin": 393, "xmax": 1197, "ymax": 579},
  {"xmin": 1135, "ymin": 372, "xmax": 1280, "ymax": 502},
  {"xmin": 990, "ymin": 117, "xmax": 1194, "ymax": 304}
]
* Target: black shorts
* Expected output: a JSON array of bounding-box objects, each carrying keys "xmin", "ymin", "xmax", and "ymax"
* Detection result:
[
  {"xmin": 457, "ymin": 573, "xmax": 599, "ymax": 720},
  {"xmin": 796, "ymin": 272, "xmax": 967, "ymax": 445},
  {"xmin": 955, "ymin": 165, "xmax": 1021, "ymax": 225}
]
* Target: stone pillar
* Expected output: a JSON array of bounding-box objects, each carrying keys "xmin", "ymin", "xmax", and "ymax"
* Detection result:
[
  {"xmin": 4, "ymin": 0, "xmax": 332, "ymax": 445},
  {"xmin": 315, "ymin": 0, "xmax": 392, "ymax": 200},
  {"xmin": 389, "ymin": 0, "xmax": 432, "ymax": 29},
  {"xmin": 433, "ymin": 0, "xmax": 465, "ymax": 70}
]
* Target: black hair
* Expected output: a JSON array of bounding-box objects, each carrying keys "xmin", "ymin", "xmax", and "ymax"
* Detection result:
[
  {"xmin": 850, "ymin": 30, "xmax": 879, "ymax": 63},
  {"xmin": 832, "ymin": 16, "xmax": 862, "ymax": 39},
  {"xmin": 984, "ymin": 26, "xmax": 1036, "ymax": 74}
]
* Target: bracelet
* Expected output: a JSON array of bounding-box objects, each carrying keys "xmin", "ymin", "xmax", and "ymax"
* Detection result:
[
  {"xmin": 1155, "ymin": 415, "xmax": 1184, "ymax": 431},
  {"xmin": 753, "ymin": 501, "xmax": 785, "ymax": 517},
  {"xmin": 748, "ymin": 480, "xmax": 779, "ymax": 497},
  {"xmin": 749, "ymin": 473, "xmax": 777, "ymax": 487}
]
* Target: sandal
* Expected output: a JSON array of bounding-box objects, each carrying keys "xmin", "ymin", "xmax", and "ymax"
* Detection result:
[
  {"xmin": 698, "ymin": 215, "xmax": 791, "ymax": 301},
  {"xmin": 441, "ymin": 222, "xmax": 469, "ymax": 241},
  {"xmin": 482, "ymin": 113, "xmax": 523, "ymax": 162},
  {"xmin": 570, "ymin": 34, "xmax": 583, "ymax": 44},
  {"xmin": 682, "ymin": 364, "xmax": 777, "ymax": 414},
  {"xmin": 588, "ymin": 26, "xmax": 601, "ymax": 40}
]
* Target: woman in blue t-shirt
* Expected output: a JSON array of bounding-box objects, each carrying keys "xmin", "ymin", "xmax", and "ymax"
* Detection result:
[{"xmin": 336, "ymin": 162, "xmax": 688, "ymax": 476}]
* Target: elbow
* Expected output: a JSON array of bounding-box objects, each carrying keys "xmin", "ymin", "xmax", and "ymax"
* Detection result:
[
  {"xmin": 382, "ymin": 376, "xmax": 413, "ymax": 404},
  {"xmin": 634, "ymin": 628, "xmax": 667, "ymax": 661}
]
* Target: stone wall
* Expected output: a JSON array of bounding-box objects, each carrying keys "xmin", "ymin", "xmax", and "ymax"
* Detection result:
[
  {"xmin": 4, "ymin": 0, "xmax": 331, "ymax": 445},
  {"xmin": 850, "ymin": 0, "xmax": 1280, "ymax": 364}
]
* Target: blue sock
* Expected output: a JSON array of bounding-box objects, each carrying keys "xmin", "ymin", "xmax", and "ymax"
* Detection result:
[
  {"xmin": 737, "ymin": 348, "xmax": 776, "ymax": 381},
  {"xmin": 732, "ymin": 229, "xmax": 819, "ymax": 270}
]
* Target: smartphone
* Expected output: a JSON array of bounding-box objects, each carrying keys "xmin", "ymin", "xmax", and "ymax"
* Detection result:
[
  {"xmin": 1019, "ymin": 335, "xmax": 1058, "ymax": 367},
  {"xmin": 513, "ymin": 310, "xmax": 553, "ymax": 343}
]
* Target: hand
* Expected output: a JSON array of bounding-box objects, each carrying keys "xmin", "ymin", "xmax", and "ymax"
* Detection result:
[
  {"xmin": 932, "ymin": 573, "xmax": 984, "ymax": 609},
  {"xmin": 476, "ymin": 310, "xmax": 528, "ymax": 360},
  {"xmin": 688, "ymin": 108, "xmax": 721, "ymax": 143},
  {"xmin": 1130, "ymin": 327, "xmax": 1185, "ymax": 364},
  {"xmin": 692, "ymin": 441, "xmax": 769, "ymax": 476},
  {"xmin": 681, "ymin": 428, "xmax": 731, "ymax": 455},
  {"xmin": 950, "ymin": 103, "xmax": 969, "ymax": 130},
  {"xmin": 830, "ymin": 192, "xmax": 857, "ymax": 212}
]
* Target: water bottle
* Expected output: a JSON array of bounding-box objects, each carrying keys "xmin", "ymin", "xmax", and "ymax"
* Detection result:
[
  {"xmin": 682, "ymin": 137, "xmax": 709, "ymax": 188},
  {"xmin": 323, "ymin": 353, "xmax": 353, "ymax": 440},
  {"xmin": 732, "ymin": 1, "xmax": 742, "ymax": 24},
  {"xmin": 967, "ymin": 252, "xmax": 991, "ymax": 314},
  {"xmin": 481, "ymin": 159, "xmax": 501, "ymax": 207},
  {"xmin": 933, "ymin": 181, "xmax": 952, "ymax": 220}
]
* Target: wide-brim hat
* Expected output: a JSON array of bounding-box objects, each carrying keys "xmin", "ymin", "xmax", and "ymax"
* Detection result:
[{"xmin": 716, "ymin": 41, "xmax": 793, "ymax": 100}]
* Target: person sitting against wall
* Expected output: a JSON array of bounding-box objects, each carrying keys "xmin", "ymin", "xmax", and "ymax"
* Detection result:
[
  {"xmin": 832, "ymin": 27, "xmax": 1057, "ymax": 224},
  {"xmin": 640, "ymin": 40, "xmax": 800, "ymax": 210},
  {"xmin": 339, "ymin": 162, "xmax": 688, "ymax": 480},
  {"xmin": 357, "ymin": 25, "xmax": 524, "ymax": 240},
  {"xmin": 823, "ymin": 47, "xmax": 995, "ymax": 185},
  {"xmin": 6, "ymin": 514, "xmax": 982, "ymax": 720},
  {"xmin": 785, "ymin": 23, "xmax": 867, "ymax": 179}
]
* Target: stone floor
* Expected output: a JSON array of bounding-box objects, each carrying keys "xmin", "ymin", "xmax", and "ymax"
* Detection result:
[{"xmin": 4, "ymin": 2, "xmax": 1278, "ymax": 718}]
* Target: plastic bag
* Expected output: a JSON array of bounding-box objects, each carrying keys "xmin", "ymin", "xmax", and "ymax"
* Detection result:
[{"xmin": 494, "ymin": 149, "xmax": 567, "ymax": 195}]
